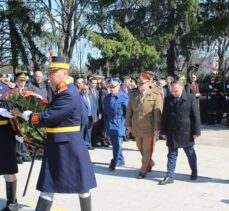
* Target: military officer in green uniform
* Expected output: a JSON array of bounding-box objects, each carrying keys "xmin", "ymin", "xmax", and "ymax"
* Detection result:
[{"xmin": 126, "ymin": 72, "xmax": 163, "ymax": 179}]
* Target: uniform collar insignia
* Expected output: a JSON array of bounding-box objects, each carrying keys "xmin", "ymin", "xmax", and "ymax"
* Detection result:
[
  {"xmin": 65, "ymin": 77, "xmax": 72, "ymax": 85},
  {"xmin": 56, "ymin": 81, "xmax": 68, "ymax": 93}
]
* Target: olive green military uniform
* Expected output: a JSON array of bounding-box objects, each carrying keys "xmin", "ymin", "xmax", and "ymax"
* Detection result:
[{"xmin": 126, "ymin": 86, "xmax": 163, "ymax": 174}]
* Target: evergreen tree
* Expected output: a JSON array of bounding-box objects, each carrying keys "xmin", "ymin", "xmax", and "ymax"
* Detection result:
[
  {"xmin": 0, "ymin": 0, "xmax": 45, "ymax": 73},
  {"xmin": 86, "ymin": 0, "xmax": 200, "ymax": 76}
]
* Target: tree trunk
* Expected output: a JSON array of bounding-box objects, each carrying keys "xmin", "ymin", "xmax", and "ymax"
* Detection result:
[
  {"xmin": 8, "ymin": 16, "xmax": 18, "ymax": 72},
  {"xmin": 217, "ymin": 37, "xmax": 229, "ymax": 72},
  {"xmin": 166, "ymin": 39, "xmax": 176, "ymax": 76},
  {"xmin": 105, "ymin": 58, "xmax": 110, "ymax": 77}
]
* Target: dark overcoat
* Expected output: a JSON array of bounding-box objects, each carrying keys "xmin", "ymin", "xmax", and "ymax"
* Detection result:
[
  {"xmin": 29, "ymin": 82, "xmax": 97, "ymax": 193},
  {"xmin": 161, "ymin": 92, "xmax": 201, "ymax": 148},
  {"xmin": 0, "ymin": 80, "xmax": 18, "ymax": 175}
]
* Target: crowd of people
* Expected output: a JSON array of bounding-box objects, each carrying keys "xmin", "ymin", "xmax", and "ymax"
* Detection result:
[{"xmin": 0, "ymin": 60, "xmax": 229, "ymax": 210}]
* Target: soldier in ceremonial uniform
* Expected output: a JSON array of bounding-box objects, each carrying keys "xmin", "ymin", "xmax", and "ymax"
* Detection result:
[
  {"xmin": 206, "ymin": 76, "xmax": 218, "ymax": 125},
  {"xmin": 225, "ymin": 73, "xmax": 229, "ymax": 128},
  {"xmin": 126, "ymin": 72, "xmax": 163, "ymax": 179},
  {"xmin": 22, "ymin": 57, "xmax": 96, "ymax": 211},
  {"xmin": 0, "ymin": 74, "xmax": 19, "ymax": 211},
  {"xmin": 103, "ymin": 78, "xmax": 128, "ymax": 171},
  {"xmin": 215, "ymin": 76, "xmax": 227, "ymax": 123}
]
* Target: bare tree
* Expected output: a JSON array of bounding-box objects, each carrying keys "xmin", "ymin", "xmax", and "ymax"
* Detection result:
[
  {"xmin": 41, "ymin": 0, "xmax": 90, "ymax": 58},
  {"xmin": 217, "ymin": 37, "xmax": 229, "ymax": 72}
]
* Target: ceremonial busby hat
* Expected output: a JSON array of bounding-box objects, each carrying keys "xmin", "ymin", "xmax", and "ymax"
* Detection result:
[{"xmin": 49, "ymin": 56, "xmax": 70, "ymax": 71}]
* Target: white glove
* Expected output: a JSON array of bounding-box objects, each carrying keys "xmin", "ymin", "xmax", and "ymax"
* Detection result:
[
  {"xmin": 226, "ymin": 96, "xmax": 229, "ymax": 101},
  {"xmin": 0, "ymin": 108, "xmax": 13, "ymax": 118},
  {"xmin": 15, "ymin": 135, "xmax": 24, "ymax": 143},
  {"xmin": 22, "ymin": 110, "xmax": 33, "ymax": 121}
]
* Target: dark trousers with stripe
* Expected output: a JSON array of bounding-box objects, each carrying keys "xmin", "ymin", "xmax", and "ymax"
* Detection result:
[{"xmin": 166, "ymin": 146, "xmax": 197, "ymax": 178}]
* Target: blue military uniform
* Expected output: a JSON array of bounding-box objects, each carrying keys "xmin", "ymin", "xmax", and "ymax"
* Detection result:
[
  {"xmin": 26, "ymin": 57, "xmax": 96, "ymax": 199},
  {"xmin": 104, "ymin": 80, "xmax": 128, "ymax": 170},
  {"xmin": 25, "ymin": 56, "xmax": 96, "ymax": 211},
  {"xmin": 0, "ymin": 80, "xmax": 17, "ymax": 175},
  {"xmin": 29, "ymin": 80, "xmax": 96, "ymax": 193},
  {"xmin": 0, "ymin": 79, "xmax": 19, "ymax": 211}
]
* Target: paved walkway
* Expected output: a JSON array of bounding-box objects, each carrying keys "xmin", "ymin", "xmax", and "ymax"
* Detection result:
[{"xmin": 0, "ymin": 125, "xmax": 229, "ymax": 211}]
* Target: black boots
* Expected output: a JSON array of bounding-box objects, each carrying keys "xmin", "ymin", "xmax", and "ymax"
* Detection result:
[
  {"xmin": 190, "ymin": 170, "xmax": 198, "ymax": 180},
  {"xmin": 33, "ymin": 195, "xmax": 91, "ymax": 211},
  {"xmin": 35, "ymin": 197, "xmax": 53, "ymax": 211},
  {"xmin": 2, "ymin": 181, "xmax": 18, "ymax": 211},
  {"xmin": 79, "ymin": 195, "xmax": 92, "ymax": 211}
]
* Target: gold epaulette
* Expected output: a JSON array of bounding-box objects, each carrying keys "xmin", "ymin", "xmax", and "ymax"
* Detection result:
[
  {"xmin": 1, "ymin": 79, "xmax": 16, "ymax": 89},
  {"xmin": 56, "ymin": 81, "xmax": 68, "ymax": 93},
  {"xmin": 65, "ymin": 77, "xmax": 73, "ymax": 85}
]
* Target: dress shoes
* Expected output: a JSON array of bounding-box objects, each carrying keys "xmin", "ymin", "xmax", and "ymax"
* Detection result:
[
  {"xmin": 116, "ymin": 162, "xmax": 125, "ymax": 167},
  {"xmin": 190, "ymin": 171, "xmax": 198, "ymax": 180},
  {"xmin": 87, "ymin": 146, "xmax": 95, "ymax": 150},
  {"xmin": 16, "ymin": 157, "xmax": 23, "ymax": 164},
  {"xmin": 108, "ymin": 164, "xmax": 115, "ymax": 171},
  {"xmin": 137, "ymin": 172, "xmax": 146, "ymax": 179},
  {"xmin": 158, "ymin": 177, "xmax": 174, "ymax": 185},
  {"xmin": 101, "ymin": 142, "xmax": 109, "ymax": 147}
]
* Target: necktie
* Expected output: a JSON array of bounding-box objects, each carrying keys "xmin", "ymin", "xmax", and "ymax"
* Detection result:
[
  {"xmin": 92, "ymin": 89, "xmax": 96, "ymax": 98},
  {"xmin": 86, "ymin": 96, "xmax": 91, "ymax": 115},
  {"xmin": 175, "ymin": 97, "xmax": 180, "ymax": 105}
]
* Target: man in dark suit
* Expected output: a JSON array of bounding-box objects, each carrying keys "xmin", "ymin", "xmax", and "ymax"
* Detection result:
[
  {"xmin": 88, "ymin": 77, "xmax": 100, "ymax": 147},
  {"xmin": 163, "ymin": 76, "xmax": 174, "ymax": 98},
  {"xmin": 159, "ymin": 80, "xmax": 201, "ymax": 185},
  {"xmin": 97, "ymin": 80, "xmax": 110, "ymax": 146},
  {"xmin": 81, "ymin": 84, "xmax": 98, "ymax": 150}
]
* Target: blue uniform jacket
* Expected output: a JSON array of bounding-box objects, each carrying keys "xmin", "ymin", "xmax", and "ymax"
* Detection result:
[
  {"xmin": 104, "ymin": 92, "xmax": 128, "ymax": 137},
  {"xmin": 29, "ymin": 82, "xmax": 96, "ymax": 193},
  {"xmin": 30, "ymin": 83, "xmax": 82, "ymax": 142}
]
